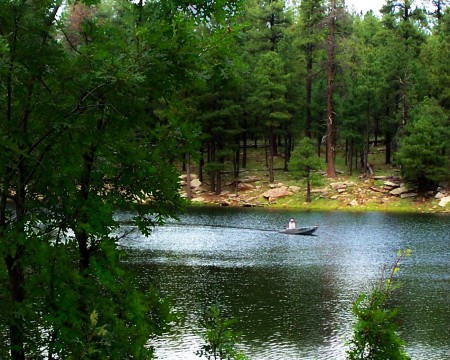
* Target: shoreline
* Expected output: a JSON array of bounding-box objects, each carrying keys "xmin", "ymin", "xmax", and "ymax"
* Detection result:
[{"xmin": 181, "ymin": 176, "xmax": 450, "ymax": 214}]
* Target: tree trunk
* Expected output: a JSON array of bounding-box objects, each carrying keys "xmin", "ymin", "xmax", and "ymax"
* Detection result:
[
  {"xmin": 6, "ymin": 249, "xmax": 26, "ymax": 360},
  {"xmin": 326, "ymin": 0, "xmax": 337, "ymax": 178},
  {"xmin": 305, "ymin": 43, "xmax": 313, "ymax": 138},
  {"xmin": 242, "ymin": 133, "xmax": 247, "ymax": 169},
  {"xmin": 364, "ymin": 96, "xmax": 370, "ymax": 177},
  {"xmin": 268, "ymin": 131, "xmax": 275, "ymax": 183},
  {"xmin": 216, "ymin": 168, "xmax": 222, "ymax": 195},
  {"xmin": 385, "ymin": 132, "xmax": 392, "ymax": 165},
  {"xmin": 185, "ymin": 153, "xmax": 192, "ymax": 200},
  {"xmin": 234, "ymin": 140, "xmax": 240, "ymax": 194},
  {"xmin": 348, "ymin": 139, "xmax": 353, "ymax": 175},
  {"xmin": 306, "ymin": 167, "xmax": 311, "ymax": 203},
  {"xmin": 284, "ymin": 134, "xmax": 290, "ymax": 171}
]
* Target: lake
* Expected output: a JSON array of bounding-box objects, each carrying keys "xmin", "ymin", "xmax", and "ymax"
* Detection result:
[{"xmin": 118, "ymin": 207, "xmax": 450, "ymax": 360}]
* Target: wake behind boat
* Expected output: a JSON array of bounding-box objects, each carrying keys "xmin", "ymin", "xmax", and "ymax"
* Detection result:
[{"xmin": 279, "ymin": 225, "xmax": 319, "ymax": 235}]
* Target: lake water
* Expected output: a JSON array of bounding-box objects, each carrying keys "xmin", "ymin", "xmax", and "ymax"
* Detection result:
[{"xmin": 118, "ymin": 207, "xmax": 450, "ymax": 360}]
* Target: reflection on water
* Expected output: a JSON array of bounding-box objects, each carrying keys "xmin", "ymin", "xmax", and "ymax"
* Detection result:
[{"xmin": 118, "ymin": 207, "xmax": 450, "ymax": 360}]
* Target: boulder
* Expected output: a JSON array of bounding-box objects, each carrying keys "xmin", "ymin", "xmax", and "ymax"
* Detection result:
[
  {"xmin": 435, "ymin": 192, "xmax": 445, "ymax": 199},
  {"xmin": 288, "ymin": 185, "xmax": 301, "ymax": 193},
  {"xmin": 261, "ymin": 186, "xmax": 293, "ymax": 200},
  {"xmin": 348, "ymin": 199, "xmax": 359, "ymax": 207},
  {"xmin": 330, "ymin": 182, "xmax": 345, "ymax": 191},
  {"xmin": 389, "ymin": 186, "xmax": 409, "ymax": 196},
  {"xmin": 400, "ymin": 193, "xmax": 417, "ymax": 199},
  {"xmin": 438, "ymin": 196, "xmax": 450, "ymax": 208},
  {"xmin": 241, "ymin": 176, "xmax": 261, "ymax": 183},
  {"xmin": 190, "ymin": 178, "xmax": 202, "ymax": 188},
  {"xmin": 384, "ymin": 181, "xmax": 400, "ymax": 188},
  {"xmin": 238, "ymin": 182, "xmax": 256, "ymax": 191}
]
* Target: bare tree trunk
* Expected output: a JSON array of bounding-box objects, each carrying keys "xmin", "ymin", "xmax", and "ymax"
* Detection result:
[
  {"xmin": 306, "ymin": 43, "xmax": 313, "ymax": 138},
  {"xmin": 348, "ymin": 139, "xmax": 353, "ymax": 175},
  {"xmin": 326, "ymin": 0, "xmax": 337, "ymax": 178},
  {"xmin": 364, "ymin": 96, "xmax": 370, "ymax": 177}
]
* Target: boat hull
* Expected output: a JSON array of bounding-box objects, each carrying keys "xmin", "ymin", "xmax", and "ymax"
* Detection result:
[{"xmin": 279, "ymin": 226, "xmax": 318, "ymax": 235}]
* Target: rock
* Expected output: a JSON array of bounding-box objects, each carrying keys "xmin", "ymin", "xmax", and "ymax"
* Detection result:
[
  {"xmin": 435, "ymin": 192, "xmax": 445, "ymax": 199},
  {"xmin": 370, "ymin": 186, "xmax": 388, "ymax": 193},
  {"xmin": 400, "ymin": 193, "xmax": 417, "ymax": 199},
  {"xmin": 330, "ymin": 195, "xmax": 339, "ymax": 200},
  {"xmin": 190, "ymin": 178, "xmax": 202, "ymax": 188},
  {"xmin": 288, "ymin": 185, "xmax": 301, "ymax": 193},
  {"xmin": 241, "ymin": 176, "xmax": 261, "ymax": 183},
  {"xmin": 349, "ymin": 199, "xmax": 359, "ymax": 207},
  {"xmin": 330, "ymin": 182, "xmax": 345, "ymax": 190},
  {"xmin": 238, "ymin": 182, "xmax": 256, "ymax": 191},
  {"xmin": 220, "ymin": 200, "xmax": 231, "ymax": 206},
  {"xmin": 261, "ymin": 187, "xmax": 293, "ymax": 200},
  {"xmin": 438, "ymin": 196, "xmax": 450, "ymax": 207},
  {"xmin": 337, "ymin": 188, "xmax": 346, "ymax": 194},
  {"xmin": 384, "ymin": 181, "xmax": 400, "ymax": 188},
  {"xmin": 389, "ymin": 186, "xmax": 409, "ymax": 196},
  {"xmin": 179, "ymin": 173, "xmax": 198, "ymax": 180},
  {"xmin": 193, "ymin": 187, "xmax": 207, "ymax": 194}
]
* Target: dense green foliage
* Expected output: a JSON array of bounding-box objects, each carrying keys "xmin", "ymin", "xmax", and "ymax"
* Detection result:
[
  {"xmin": 288, "ymin": 137, "xmax": 322, "ymax": 202},
  {"xmin": 0, "ymin": 0, "xmax": 449, "ymax": 358},
  {"xmin": 197, "ymin": 304, "xmax": 248, "ymax": 360},
  {"xmin": 347, "ymin": 250, "xmax": 412, "ymax": 360}
]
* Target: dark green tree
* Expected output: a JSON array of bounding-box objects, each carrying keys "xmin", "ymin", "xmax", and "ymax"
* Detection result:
[
  {"xmin": 396, "ymin": 98, "xmax": 450, "ymax": 190},
  {"xmin": 296, "ymin": 0, "xmax": 326, "ymax": 139},
  {"xmin": 288, "ymin": 137, "xmax": 322, "ymax": 202},
  {"xmin": 248, "ymin": 51, "xmax": 291, "ymax": 183},
  {"xmin": 0, "ymin": 0, "xmax": 239, "ymax": 358}
]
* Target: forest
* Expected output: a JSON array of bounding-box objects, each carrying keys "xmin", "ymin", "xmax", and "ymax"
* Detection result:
[{"xmin": 0, "ymin": 0, "xmax": 449, "ymax": 358}]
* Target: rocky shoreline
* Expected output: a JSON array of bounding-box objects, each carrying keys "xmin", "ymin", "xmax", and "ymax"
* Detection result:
[{"xmin": 179, "ymin": 174, "xmax": 450, "ymax": 213}]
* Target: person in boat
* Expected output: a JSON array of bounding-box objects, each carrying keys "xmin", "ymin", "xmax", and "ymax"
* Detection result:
[{"xmin": 288, "ymin": 218, "xmax": 296, "ymax": 229}]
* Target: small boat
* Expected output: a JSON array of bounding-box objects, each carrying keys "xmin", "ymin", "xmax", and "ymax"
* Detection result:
[{"xmin": 279, "ymin": 226, "xmax": 319, "ymax": 235}]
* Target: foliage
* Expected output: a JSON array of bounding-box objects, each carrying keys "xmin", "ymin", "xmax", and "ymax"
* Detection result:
[
  {"xmin": 346, "ymin": 250, "xmax": 412, "ymax": 360},
  {"xmin": 196, "ymin": 304, "xmax": 248, "ymax": 360},
  {"xmin": 289, "ymin": 137, "xmax": 323, "ymax": 202},
  {"xmin": 290, "ymin": 137, "xmax": 323, "ymax": 177},
  {"xmin": 396, "ymin": 98, "xmax": 450, "ymax": 190}
]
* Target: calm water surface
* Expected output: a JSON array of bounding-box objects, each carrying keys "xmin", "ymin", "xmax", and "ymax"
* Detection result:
[{"xmin": 118, "ymin": 207, "xmax": 450, "ymax": 360}]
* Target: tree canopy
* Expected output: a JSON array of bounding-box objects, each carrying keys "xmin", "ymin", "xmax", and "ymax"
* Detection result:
[{"xmin": 1, "ymin": 0, "xmax": 449, "ymax": 358}]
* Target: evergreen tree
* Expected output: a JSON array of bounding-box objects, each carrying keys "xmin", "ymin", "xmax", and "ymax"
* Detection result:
[
  {"xmin": 289, "ymin": 137, "xmax": 322, "ymax": 202},
  {"xmin": 396, "ymin": 98, "xmax": 450, "ymax": 190}
]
